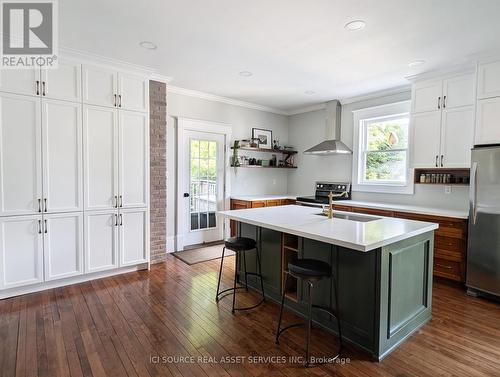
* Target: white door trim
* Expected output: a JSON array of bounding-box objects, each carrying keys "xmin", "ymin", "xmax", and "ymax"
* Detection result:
[{"xmin": 176, "ymin": 117, "xmax": 231, "ymax": 251}]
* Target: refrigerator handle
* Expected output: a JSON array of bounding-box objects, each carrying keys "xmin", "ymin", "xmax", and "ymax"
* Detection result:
[{"xmin": 470, "ymin": 162, "xmax": 478, "ymax": 225}]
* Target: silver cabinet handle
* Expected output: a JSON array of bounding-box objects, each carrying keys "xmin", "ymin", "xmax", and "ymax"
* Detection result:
[
  {"xmin": 44, "ymin": 219, "xmax": 48, "ymax": 234},
  {"xmin": 470, "ymin": 162, "xmax": 478, "ymax": 225},
  {"xmin": 114, "ymin": 214, "xmax": 118, "ymax": 226},
  {"xmin": 119, "ymin": 195, "xmax": 123, "ymax": 208},
  {"xmin": 114, "ymin": 195, "xmax": 118, "ymax": 208},
  {"xmin": 438, "ymin": 96, "xmax": 441, "ymax": 109},
  {"xmin": 118, "ymin": 94, "xmax": 122, "ymax": 108},
  {"xmin": 42, "ymin": 81, "xmax": 46, "ymax": 96},
  {"xmin": 443, "ymin": 95, "xmax": 446, "ymax": 108},
  {"xmin": 119, "ymin": 214, "xmax": 123, "ymax": 226},
  {"xmin": 38, "ymin": 198, "xmax": 41, "ymax": 213},
  {"xmin": 36, "ymin": 80, "xmax": 40, "ymax": 95},
  {"xmin": 436, "ymin": 263, "xmax": 452, "ymax": 270},
  {"xmin": 44, "ymin": 198, "xmax": 47, "ymax": 212},
  {"xmin": 440, "ymin": 155, "xmax": 444, "ymax": 167},
  {"xmin": 38, "ymin": 220, "xmax": 42, "ymax": 234},
  {"xmin": 435, "ymin": 155, "xmax": 439, "ymax": 167}
]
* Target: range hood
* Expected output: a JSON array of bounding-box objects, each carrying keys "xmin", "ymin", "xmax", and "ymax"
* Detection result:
[{"xmin": 303, "ymin": 100, "xmax": 352, "ymax": 155}]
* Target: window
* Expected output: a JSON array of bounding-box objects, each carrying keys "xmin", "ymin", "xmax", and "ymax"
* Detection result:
[
  {"xmin": 360, "ymin": 115, "xmax": 409, "ymax": 185},
  {"xmin": 352, "ymin": 101, "xmax": 413, "ymax": 194}
]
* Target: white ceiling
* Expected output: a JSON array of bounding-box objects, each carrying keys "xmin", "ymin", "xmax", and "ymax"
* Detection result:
[{"xmin": 61, "ymin": 0, "xmax": 500, "ymax": 111}]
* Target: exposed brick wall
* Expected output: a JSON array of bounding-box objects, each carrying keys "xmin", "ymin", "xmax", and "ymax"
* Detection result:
[{"xmin": 149, "ymin": 81, "xmax": 167, "ymax": 263}]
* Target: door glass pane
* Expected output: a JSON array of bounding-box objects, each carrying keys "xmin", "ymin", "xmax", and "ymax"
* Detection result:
[{"xmin": 190, "ymin": 138, "xmax": 218, "ymax": 231}]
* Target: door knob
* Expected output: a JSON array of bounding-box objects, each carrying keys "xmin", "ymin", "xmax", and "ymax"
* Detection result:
[{"xmin": 183, "ymin": 193, "xmax": 190, "ymax": 198}]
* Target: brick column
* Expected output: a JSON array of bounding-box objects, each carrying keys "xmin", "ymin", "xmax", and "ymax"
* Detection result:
[{"xmin": 149, "ymin": 81, "xmax": 167, "ymax": 263}]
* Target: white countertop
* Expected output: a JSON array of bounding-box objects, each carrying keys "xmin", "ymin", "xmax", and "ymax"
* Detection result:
[
  {"xmin": 231, "ymin": 194, "xmax": 297, "ymax": 201},
  {"xmin": 219, "ymin": 205, "xmax": 438, "ymax": 252},
  {"xmin": 339, "ymin": 200, "xmax": 469, "ymax": 219}
]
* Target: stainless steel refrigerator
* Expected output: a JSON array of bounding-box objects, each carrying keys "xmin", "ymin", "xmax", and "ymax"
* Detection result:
[{"xmin": 467, "ymin": 145, "xmax": 500, "ymax": 298}]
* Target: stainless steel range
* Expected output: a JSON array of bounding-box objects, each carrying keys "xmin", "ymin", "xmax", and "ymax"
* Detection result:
[{"xmin": 296, "ymin": 182, "xmax": 351, "ymax": 207}]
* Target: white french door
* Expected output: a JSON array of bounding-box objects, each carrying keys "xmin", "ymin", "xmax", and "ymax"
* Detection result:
[{"xmin": 178, "ymin": 129, "xmax": 226, "ymax": 249}]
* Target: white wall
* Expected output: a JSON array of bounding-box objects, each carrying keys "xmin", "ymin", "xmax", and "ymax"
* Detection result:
[
  {"xmin": 288, "ymin": 91, "xmax": 470, "ymax": 211},
  {"xmin": 166, "ymin": 91, "xmax": 289, "ymax": 249}
]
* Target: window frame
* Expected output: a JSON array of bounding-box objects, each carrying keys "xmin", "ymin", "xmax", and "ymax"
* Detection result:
[{"xmin": 352, "ymin": 101, "xmax": 414, "ymax": 195}]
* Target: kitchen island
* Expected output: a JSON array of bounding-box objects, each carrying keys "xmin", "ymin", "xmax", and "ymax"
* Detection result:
[{"xmin": 219, "ymin": 205, "xmax": 438, "ymax": 361}]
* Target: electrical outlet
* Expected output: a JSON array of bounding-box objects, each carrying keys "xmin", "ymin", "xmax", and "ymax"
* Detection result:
[{"xmin": 444, "ymin": 185, "xmax": 452, "ymax": 194}]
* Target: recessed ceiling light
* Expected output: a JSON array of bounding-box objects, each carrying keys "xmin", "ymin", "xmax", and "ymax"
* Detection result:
[
  {"xmin": 408, "ymin": 60, "xmax": 426, "ymax": 68},
  {"xmin": 344, "ymin": 20, "xmax": 366, "ymax": 31},
  {"xmin": 139, "ymin": 41, "xmax": 157, "ymax": 50},
  {"xmin": 305, "ymin": 90, "xmax": 315, "ymax": 95},
  {"xmin": 239, "ymin": 71, "xmax": 253, "ymax": 77}
]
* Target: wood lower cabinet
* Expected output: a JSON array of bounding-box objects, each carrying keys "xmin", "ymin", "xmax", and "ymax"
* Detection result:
[
  {"xmin": 229, "ymin": 198, "xmax": 296, "ymax": 236},
  {"xmin": 335, "ymin": 205, "xmax": 467, "ymax": 283}
]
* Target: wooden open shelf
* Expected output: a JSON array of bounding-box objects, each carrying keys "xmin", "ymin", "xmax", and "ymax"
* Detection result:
[
  {"xmin": 282, "ymin": 233, "xmax": 299, "ymax": 302},
  {"xmin": 414, "ymin": 168, "xmax": 470, "ymax": 185},
  {"xmin": 231, "ymin": 146, "xmax": 297, "ymax": 154},
  {"xmin": 230, "ymin": 165, "xmax": 297, "ymax": 169}
]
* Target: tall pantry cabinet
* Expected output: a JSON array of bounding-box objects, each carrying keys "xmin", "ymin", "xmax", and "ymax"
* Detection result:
[{"xmin": 0, "ymin": 58, "xmax": 150, "ymax": 297}]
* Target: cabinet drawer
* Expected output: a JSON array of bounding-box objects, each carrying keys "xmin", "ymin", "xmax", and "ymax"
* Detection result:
[
  {"xmin": 434, "ymin": 258, "xmax": 462, "ymax": 281},
  {"xmin": 280, "ymin": 199, "xmax": 296, "ymax": 206},
  {"xmin": 266, "ymin": 200, "xmax": 280, "ymax": 207},
  {"xmin": 333, "ymin": 204, "xmax": 352, "ymax": 212},
  {"xmin": 230, "ymin": 199, "xmax": 251, "ymax": 210},
  {"xmin": 435, "ymin": 235, "xmax": 464, "ymax": 253},
  {"xmin": 352, "ymin": 207, "xmax": 394, "ymax": 217},
  {"xmin": 251, "ymin": 201, "xmax": 266, "ymax": 208},
  {"xmin": 394, "ymin": 212, "xmax": 466, "ymax": 238}
]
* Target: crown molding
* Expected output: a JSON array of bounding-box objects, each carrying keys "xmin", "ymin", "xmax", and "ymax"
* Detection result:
[
  {"xmin": 340, "ymin": 85, "xmax": 411, "ymax": 105},
  {"xmin": 167, "ymin": 85, "xmax": 289, "ymax": 115},
  {"xmin": 286, "ymin": 103, "xmax": 326, "ymax": 115},
  {"xmin": 404, "ymin": 62, "xmax": 475, "ymax": 82},
  {"xmin": 150, "ymin": 73, "xmax": 173, "ymax": 84}
]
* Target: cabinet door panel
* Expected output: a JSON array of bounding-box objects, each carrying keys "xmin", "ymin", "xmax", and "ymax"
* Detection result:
[
  {"xmin": 477, "ymin": 60, "xmax": 500, "ymax": 99},
  {"xmin": 475, "ymin": 97, "xmax": 500, "ymax": 145},
  {"xmin": 0, "ymin": 93, "xmax": 42, "ymax": 216},
  {"xmin": 117, "ymin": 72, "xmax": 148, "ymax": 112},
  {"xmin": 410, "ymin": 111, "xmax": 442, "ymax": 167},
  {"xmin": 84, "ymin": 211, "xmax": 118, "ymax": 273},
  {"xmin": 0, "ymin": 216, "xmax": 43, "ymax": 289},
  {"xmin": 442, "ymin": 74, "xmax": 474, "ymax": 109},
  {"xmin": 44, "ymin": 213, "xmax": 83, "ymax": 281},
  {"xmin": 119, "ymin": 111, "xmax": 148, "ymax": 208},
  {"xmin": 42, "ymin": 60, "xmax": 81, "ymax": 102},
  {"xmin": 42, "ymin": 100, "xmax": 83, "ymax": 212},
  {"xmin": 82, "ymin": 65, "xmax": 117, "ymax": 108},
  {"xmin": 83, "ymin": 106, "xmax": 118, "ymax": 210},
  {"xmin": 440, "ymin": 106, "xmax": 474, "ymax": 167},
  {"xmin": 0, "ymin": 68, "xmax": 40, "ymax": 96},
  {"xmin": 412, "ymin": 80, "xmax": 442, "ymax": 113},
  {"xmin": 119, "ymin": 209, "xmax": 147, "ymax": 266}
]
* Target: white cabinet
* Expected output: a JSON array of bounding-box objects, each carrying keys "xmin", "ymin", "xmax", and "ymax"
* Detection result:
[
  {"xmin": 83, "ymin": 106, "xmax": 118, "ymax": 211},
  {"xmin": 43, "ymin": 212, "xmax": 83, "ymax": 281},
  {"xmin": 83, "ymin": 65, "xmax": 148, "ymax": 112},
  {"xmin": 118, "ymin": 72, "xmax": 149, "ymax": 112},
  {"xmin": 0, "ymin": 68, "xmax": 41, "ymax": 96},
  {"xmin": 119, "ymin": 111, "xmax": 148, "ymax": 208},
  {"xmin": 84, "ymin": 211, "xmax": 118, "ymax": 273},
  {"xmin": 411, "ymin": 111, "xmax": 442, "ymax": 167},
  {"xmin": 82, "ymin": 64, "xmax": 117, "ymax": 107},
  {"xmin": 411, "ymin": 73, "xmax": 475, "ymax": 168},
  {"xmin": 42, "ymin": 60, "xmax": 81, "ymax": 102},
  {"xmin": 412, "ymin": 80, "xmax": 443, "ymax": 113},
  {"xmin": 0, "ymin": 215, "xmax": 43, "ymax": 289},
  {"xmin": 440, "ymin": 106, "xmax": 475, "ymax": 167},
  {"xmin": 119, "ymin": 208, "xmax": 148, "ymax": 266},
  {"xmin": 477, "ymin": 59, "xmax": 500, "ymax": 99},
  {"xmin": 42, "ymin": 100, "xmax": 83, "ymax": 213},
  {"xmin": 475, "ymin": 97, "xmax": 500, "ymax": 145},
  {"xmin": 0, "ymin": 93, "xmax": 42, "ymax": 216},
  {"xmin": 443, "ymin": 75, "xmax": 475, "ymax": 109}
]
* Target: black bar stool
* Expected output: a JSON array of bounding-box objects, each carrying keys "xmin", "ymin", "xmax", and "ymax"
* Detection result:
[
  {"xmin": 215, "ymin": 237, "xmax": 265, "ymax": 313},
  {"xmin": 275, "ymin": 258, "xmax": 342, "ymax": 367}
]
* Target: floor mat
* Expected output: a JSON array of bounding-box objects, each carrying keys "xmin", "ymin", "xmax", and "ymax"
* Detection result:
[{"xmin": 172, "ymin": 244, "xmax": 234, "ymax": 265}]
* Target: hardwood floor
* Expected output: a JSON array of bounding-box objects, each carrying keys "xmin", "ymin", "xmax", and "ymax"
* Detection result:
[{"xmin": 1, "ymin": 253, "xmax": 500, "ymax": 377}]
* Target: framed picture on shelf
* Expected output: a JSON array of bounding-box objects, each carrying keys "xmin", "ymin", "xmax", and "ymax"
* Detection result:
[{"xmin": 252, "ymin": 128, "xmax": 272, "ymax": 149}]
